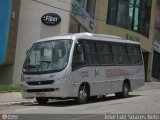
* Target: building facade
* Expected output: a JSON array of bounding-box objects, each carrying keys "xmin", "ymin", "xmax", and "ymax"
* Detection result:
[
  {"xmin": 0, "ymin": 0, "xmax": 21, "ymax": 84},
  {"xmin": 152, "ymin": 0, "xmax": 160, "ymax": 80},
  {"xmin": 96, "ymin": 0, "xmax": 156, "ymax": 82},
  {"xmin": 0, "ymin": 0, "xmax": 159, "ymax": 84}
]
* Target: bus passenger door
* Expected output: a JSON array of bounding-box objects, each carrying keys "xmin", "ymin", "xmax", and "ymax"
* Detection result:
[{"xmin": 71, "ymin": 42, "xmax": 90, "ymax": 96}]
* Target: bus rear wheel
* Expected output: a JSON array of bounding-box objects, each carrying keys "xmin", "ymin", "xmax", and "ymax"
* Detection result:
[
  {"xmin": 76, "ymin": 85, "xmax": 89, "ymax": 104},
  {"xmin": 115, "ymin": 82, "xmax": 129, "ymax": 98},
  {"xmin": 36, "ymin": 97, "xmax": 48, "ymax": 105}
]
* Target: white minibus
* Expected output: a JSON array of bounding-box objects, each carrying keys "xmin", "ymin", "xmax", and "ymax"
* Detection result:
[{"xmin": 21, "ymin": 33, "xmax": 145, "ymax": 104}]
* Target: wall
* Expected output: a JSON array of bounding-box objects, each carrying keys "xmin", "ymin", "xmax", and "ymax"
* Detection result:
[
  {"xmin": 0, "ymin": 0, "xmax": 12, "ymax": 65},
  {"xmin": 13, "ymin": 0, "xmax": 71, "ymax": 83},
  {"xmin": 6, "ymin": 0, "xmax": 21, "ymax": 65},
  {"xmin": 0, "ymin": 0, "xmax": 21, "ymax": 84},
  {"xmin": 0, "ymin": 65, "xmax": 14, "ymax": 84}
]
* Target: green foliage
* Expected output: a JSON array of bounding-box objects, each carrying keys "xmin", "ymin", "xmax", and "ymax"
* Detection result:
[{"xmin": 0, "ymin": 85, "xmax": 21, "ymax": 93}]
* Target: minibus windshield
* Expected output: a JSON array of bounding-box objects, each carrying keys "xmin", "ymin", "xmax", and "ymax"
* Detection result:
[{"xmin": 23, "ymin": 39, "xmax": 72, "ymax": 74}]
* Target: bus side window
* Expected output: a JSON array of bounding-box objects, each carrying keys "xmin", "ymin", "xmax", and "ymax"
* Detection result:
[
  {"xmin": 96, "ymin": 42, "xmax": 114, "ymax": 65},
  {"xmin": 127, "ymin": 45, "xmax": 143, "ymax": 65},
  {"xmin": 85, "ymin": 41, "xmax": 99, "ymax": 65},
  {"xmin": 72, "ymin": 43, "xmax": 86, "ymax": 69},
  {"xmin": 112, "ymin": 44, "xmax": 129, "ymax": 65}
]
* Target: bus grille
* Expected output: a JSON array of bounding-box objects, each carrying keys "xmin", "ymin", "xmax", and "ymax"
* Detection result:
[
  {"xmin": 27, "ymin": 80, "xmax": 54, "ymax": 85},
  {"xmin": 27, "ymin": 88, "xmax": 55, "ymax": 92}
]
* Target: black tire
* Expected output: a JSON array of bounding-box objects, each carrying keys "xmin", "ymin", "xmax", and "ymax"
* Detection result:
[
  {"xmin": 76, "ymin": 85, "xmax": 89, "ymax": 104},
  {"xmin": 115, "ymin": 92, "xmax": 122, "ymax": 98},
  {"xmin": 89, "ymin": 96, "xmax": 97, "ymax": 101},
  {"xmin": 115, "ymin": 82, "xmax": 129, "ymax": 98},
  {"xmin": 90, "ymin": 96, "xmax": 97, "ymax": 99},
  {"xmin": 36, "ymin": 97, "xmax": 48, "ymax": 105}
]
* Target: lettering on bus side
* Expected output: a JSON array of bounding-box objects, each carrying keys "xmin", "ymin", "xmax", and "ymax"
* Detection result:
[
  {"xmin": 106, "ymin": 69, "xmax": 129, "ymax": 78},
  {"xmin": 80, "ymin": 71, "xmax": 89, "ymax": 78}
]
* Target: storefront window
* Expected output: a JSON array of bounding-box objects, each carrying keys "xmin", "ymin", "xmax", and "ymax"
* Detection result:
[
  {"xmin": 86, "ymin": 0, "xmax": 96, "ymax": 18},
  {"xmin": 155, "ymin": 0, "xmax": 160, "ymax": 43},
  {"xmin": 107, "ymin": 0, "xmax": 151, "ymax": 37},
  {"xmin": 116, "ymin": 0, "xmax": 128, "ymax": 27}
]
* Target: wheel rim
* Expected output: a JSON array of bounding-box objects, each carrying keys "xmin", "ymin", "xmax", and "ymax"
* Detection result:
[
  {"xmin": 123, "ymin": 84, "xmax": 128, "ymax": 96},
  {"xmin": 79, "ymin": 86, "xmax": 87, "ymax": 101}
]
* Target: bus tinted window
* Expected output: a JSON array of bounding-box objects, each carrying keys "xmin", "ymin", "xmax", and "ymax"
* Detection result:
[
  {"xmin": 85, "ymin": 41, "xmax": 99, "ymax": 65},
  {"xmin": 72, "ymin": 43, "xmax": 86, "ymax": 69},
  {"xmin": 97, "ymin": 42, "xmax": 111, "ymax": 53},
  {"xmin": 127, "ymin": 46, "xmax": 141, "ymax": 55},
  {"xmin": 96, "ymin": 42, "xmax": 114, "ymax": 65},
  {"xmin": 85, "ymin": 41, "xmax": 96, "ymax": 53},
  {"xmin": 127, "ymin": 45, "xmax": 143, "ymax": 65},
  {"xmin": 112, "ymin": 44, "xmax": 129, "ymax": 65}
]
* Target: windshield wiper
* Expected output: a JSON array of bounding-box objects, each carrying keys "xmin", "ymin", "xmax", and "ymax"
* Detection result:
[
  {"xmin": 24, "ymin": 65, "xmax": 36, "ymax": 68},
  {"xmin": 39, "ymin": 60, "xmax": 51, "ymax": 63},
  {"xmin": 52, "ymin": 69, "xmax": 63, "ymax": 72}
]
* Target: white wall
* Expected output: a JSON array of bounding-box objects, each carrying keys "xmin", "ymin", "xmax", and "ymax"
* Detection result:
[{"xmin": 13, "ymin": 0, "xmax": 71, "ymax": 83}]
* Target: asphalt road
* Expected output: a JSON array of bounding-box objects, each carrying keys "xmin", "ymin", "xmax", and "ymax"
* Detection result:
[{"xmin": 0, "ymin": 88, "xmax": 160, "ymax": 120}]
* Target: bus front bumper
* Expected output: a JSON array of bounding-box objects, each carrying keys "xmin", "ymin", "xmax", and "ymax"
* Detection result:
[{"xmin": 21, "ymin": 80, "xmax": 76, "ymax": 99}]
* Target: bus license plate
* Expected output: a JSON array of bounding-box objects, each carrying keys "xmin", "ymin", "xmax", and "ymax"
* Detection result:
[{"xmin": 36, "ymin": 92, "xmax": 46, "ymax": 97}]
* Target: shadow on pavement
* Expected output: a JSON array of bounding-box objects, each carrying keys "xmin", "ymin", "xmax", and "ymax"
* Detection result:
[{"xmin": 23, "ymin": 94, "xmax": 141, "ymax": 107}]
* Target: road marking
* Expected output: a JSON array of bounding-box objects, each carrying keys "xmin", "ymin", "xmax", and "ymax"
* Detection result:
[{"xmin": 14, "ymin": 107, "xmax": 39, "ymax": 112}]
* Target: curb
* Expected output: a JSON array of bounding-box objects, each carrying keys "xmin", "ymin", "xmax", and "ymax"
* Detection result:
[
  {"xmin": 135, "ymin": 88, "xmax": 160, "ymax": 91},
  {"xmin": 0, "ymin": 100, "xmax": 36, "ymax": 106}
]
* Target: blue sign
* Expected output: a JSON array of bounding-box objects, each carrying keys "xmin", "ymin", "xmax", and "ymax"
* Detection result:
[
  {"xmin": 0, "ymin": 0, "xmax": 12, "ymax": 65},
  {"xmin": 72, "ymin": 2, "xmax": 87, "ymax": 19}
]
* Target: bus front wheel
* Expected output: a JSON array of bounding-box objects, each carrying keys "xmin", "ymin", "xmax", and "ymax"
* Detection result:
[{"xmin": 76, "ymin": 85, "xmax": 89, "ymax": 104}]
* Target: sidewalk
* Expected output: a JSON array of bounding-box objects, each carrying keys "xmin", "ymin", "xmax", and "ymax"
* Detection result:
[
  {"xmin": 136, "ymin": 81, "xmax": 160, "ymax": 91},
  {"xmin": 0, "ymin": 92, "xmax": 35, "ymax": 106},
  {"xmin": 0, "ymin": 81, "xmax": 159, "ymax": 106}
]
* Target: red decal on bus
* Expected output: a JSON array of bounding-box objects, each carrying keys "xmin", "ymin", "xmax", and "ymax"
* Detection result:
[{"xmin": 106, "ymin": 69, "xmax": 129, "ymax": 78}]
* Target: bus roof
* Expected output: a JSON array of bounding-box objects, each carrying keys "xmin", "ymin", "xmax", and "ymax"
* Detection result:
[{"xmin": 35, "ymin": 32, "xmax": 140, "ymax": 45}]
